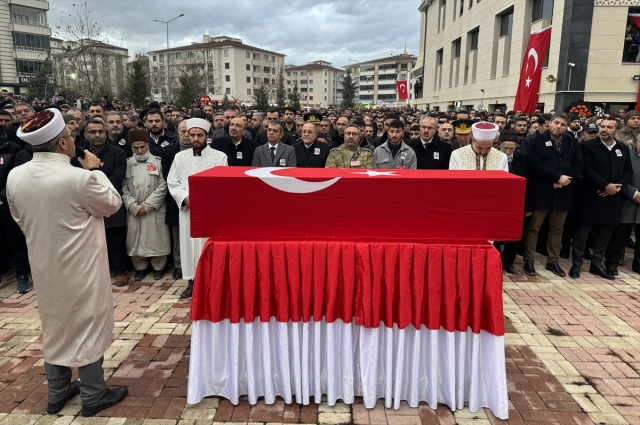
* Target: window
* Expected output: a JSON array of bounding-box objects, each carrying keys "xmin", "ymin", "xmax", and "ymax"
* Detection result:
[
  {"xmin": 271, "ymin": 55, "xmax": 275, "ymax": 62},
  {"xmin": 159, "ymin": 54, "xmax": 164, "ymax": 64},
  {"xmin": 301, "ymin": 80, "xmax": 308, "ymax": 84},
  {"xmin": 378, "ymin": 74, "xmax": 397, "ymax": 80},
  {"xmin": 12, "ymin": 33, "xmax": 50, "ymax": 50},
  {"xmin": 324, "ymin": 88, "xmax": 327, "ymax": 92},
  {"xmin": 154, "ymin": 88, "xmax": 159, "ymax": 94},
  {"xmin": 254, "ymin": 77, "xmax": 258, "ymax": 84},
  {"xmin": 224, "ymin": 50, "xmax": 229, "ymax": 57},
  {"xmin": 310, "ymin": 96, "xmax": 313, "ymax": 100},
  {"xmin": 264, "ymin": 66, "xmax": 271, "ymax": 73},
  {"xmin": 15, "ymin": 59, "xmax": 42, "ymax": 74},
  {"xmin": 246, "ymin": 76, "xmax": 251, "ymax": 83},
  {"xmin": 246, "ymin": 64, "xmax": 250, "ymax": 71},
  {"xmin": 168, "ymin": 52, "xmax": 182, "ymax": 60},
  {"xmin": 378, "ymin": 84, "xmax": 397, "ymax": 90},
  {"xmin": 152, "ymin": 55, "xmax": 157, "ymax": 62},
  {"xmin": 225, "ymin": 62, "xmax": 230, "ymax": 69},
  {"xmin": 159, "ymin": 66, "xmax": 165, "ymax": 73},
  {"xmin": 246, "ymin": 51, "xmax": 251, "ymax": 58},
  {"xmin": 309, "ymin": 88, "xmax": 313, "ymax": 92},
  {"xmin": 301, "ymin": 71, "xmax": 307, "ymax": 76},
  {"xmin": 187, "ymin": 51, "xmax": 203, "ymax": 59},
  {"xmin": 301, "ymin": 88, "xmax": 308, "ymax": 92},
  {"xmin": 453, "ymin": 38, "xmax": 461, "ymax": 58},
  {"xmin": 208, "ymin": 50, "xmax": 212, "ymax": 57},
  {"xmin": 10, "ymin": 5, "xmax": 47, "ymax": 25},
  {"xmin": 309, "ymin": 71, "xmax": 313, "ymax": 76},
  {"xmin": 532, "ymin": 0, "xmax": 553, "ymax": 22},
  {"xmin": 253, "ymin": 53, "xmax": 261, "ymax": 60},
  {"xmin": 361, "ymin": 66, "xmax": 375, "ymax": 72},
  {"xmin": 264, "ymin": 77, "xmax": 270, "ymax": 84},
  {"xmin": 253, "ymin": 65, "xmax": 260, "ymax": 72},
  {"xmin": 500, "ymin": 8, "xmax": 514, "ymax": 37},
  {"xmin": 225, "ymin": 75, "xmax": 230, "ymax": 82},
  {"xmin": 379, "ymin": 64, "xmax": 397, "ymax": 70},
  {"xmin": 400, "ymin": 64, "xmax": 407, "ymax": 71},
  {"xmin": 360, "ymin": 95, "xmax": 374, "ymax": 100},
  {"xmin": 309, "ymin": 80, "xmax": 313, "ymax": 84},
  {"xmin": 247, "ymin": 89, "xmax": 252, "ymax": 95},
  {"xmin": 226, "ymin": 88, "xmax": 231, "ymax": 94},
  {"xmin": 324, "ymin": 96, "xmax": 327, "ymax": 101},
  {"xmin": 460, "ymin": 0, "xmax": 464, "ymax": 16},
  {"xmin": 272, "ymin": 68, "xmax": 275, "ymax": 74},
  {"xmin": 378, "ymin": 94, "xmax": 396, "ymax": 100},
  {"xmin": 324, "ymin": 79, "xmax": 327, "ymax": 84},
  {"xmin": 469, "ymin": 28, "xmax": 479, "ymax": 50},
  {"xmin": 207, "ymin": 63, "xmax": 213, "ymax": 72}
]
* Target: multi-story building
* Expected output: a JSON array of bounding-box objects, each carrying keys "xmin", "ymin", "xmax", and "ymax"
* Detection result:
[
  {"xmin": 0, "ymin": 0, "xmax": 52, "ymax": 96},
  {"xmin": 284, "ymin": 61, "xmax": 344, "ymax": 108},
  {"xmin": 147, "ymin": 35, "xmax": 285, "ymax": 104},
  {"xmin": 344, "ymin": 51, "xmax": 417, "ymax": 108},
  {"xmin": 414, "ymin": 0, "xmax": 640, "ymax": 114}
]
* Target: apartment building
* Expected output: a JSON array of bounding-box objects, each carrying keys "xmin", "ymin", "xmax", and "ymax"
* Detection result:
[
  {"xmin": 0, "ymin": 0, "xmax": 51, "ymax": 96},
  {"xmin": 344, "ymin": 51, "xmax": 417, "ymax": 107},
  {"xmin": 147, "ymin": 35, "xmax": 285, "ymax": 104},
  {"xmin": 414, "ymin": 0, "xmax": 640, "ymax": 114},
  {"xmin": 285, "ymin": 61, "xmax": 344, "ymax": 108}
]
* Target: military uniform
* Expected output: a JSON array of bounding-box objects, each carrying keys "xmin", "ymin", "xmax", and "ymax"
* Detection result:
[
  {"xmin": 325, "ymin": 145, "xmax": 374, "ymax": 169},
  {"xmin": 617, "ymin": 127, "xmax": 640, "ymax": 150}
]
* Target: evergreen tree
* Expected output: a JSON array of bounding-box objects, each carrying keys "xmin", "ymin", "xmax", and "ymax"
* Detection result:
[
  {"xmin": 222, "ymin": 93, "xmax": 229, "ymax": 109},
  {"xmin": 286, "ymin": 82, "xmax": 301, "ymax": 111},
  {"xmin": 126, "ymin": 60, "xmax": 149, "ymax": 109},
  {"xmin": 175, "ymin": 75, "xmax": 195, "ymax": 109},
  {"xmin": 25, "ymin": 56, "xmax": 55, "ymax": 101},
  {"xmin": 340, "ymin": 69, "xmax": 356, "ymax": 109},
  {"xmin": 252, "ymin": 84, "xmax": 270, "ymax": 111},
  {"xmin": 276, "ymin": 64, "xmax": 286, "ymax": 108}
]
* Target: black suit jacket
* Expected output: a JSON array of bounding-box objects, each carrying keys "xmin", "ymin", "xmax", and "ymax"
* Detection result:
[
  {"xmin": 293, "ymin": 140, "xmax": 331, "ymax": 168},
  {"xmin": 160, "ymin": 141, "xmax": 182, "ymax": 226},
  {"xmin": 211, "ymin": 135, "xmax": 258, "ymax": 167},
  {"xmin": 409, "ymin": 136, "xmax": 452, "ymax": 170},
  {"xmin": 93, "ymin": 142, "xmax": 127, "ymax": 228}
]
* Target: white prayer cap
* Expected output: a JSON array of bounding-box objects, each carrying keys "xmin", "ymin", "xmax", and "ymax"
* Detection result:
[
  {"xmin": 471, "ymin": 122, "xmax": 500, "ymax": 141},
  {"xmin": 186, "ymin": 118, "xmax": 211, "ymax": 134},
  {"xmin": 17, "ymin": 108, "xmax": 66, "ymax": 146}
]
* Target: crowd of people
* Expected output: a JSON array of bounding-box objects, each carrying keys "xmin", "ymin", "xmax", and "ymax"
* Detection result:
[{"xmin": 1, "ymin": 88, "xmax": 639, "ymax": 300}]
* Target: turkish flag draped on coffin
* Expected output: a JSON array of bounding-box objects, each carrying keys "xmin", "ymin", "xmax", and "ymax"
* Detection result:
[
  {"xmin": 396, "ymin": 81, "xmax": 408, "ymax": 100},
  {"xmin": 513, "ymin": 26, "xmax": 552, "ymax": 114}
]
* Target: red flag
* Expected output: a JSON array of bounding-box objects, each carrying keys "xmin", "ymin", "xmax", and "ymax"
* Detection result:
[
  {"xmin": 396, "ymin": 81, "xmax": 408, "ymax": 100},
  {"xmin": 513, "ymin": 26, "xmax": 552, "ymax": 114},
  {"xmin": 630, "ymin": 15, "xmax": 640, "ymax": 111}
]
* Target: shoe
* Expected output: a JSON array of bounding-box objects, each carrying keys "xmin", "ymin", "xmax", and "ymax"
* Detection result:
[
  {"xmin": 606, "ymin": 266, "xmax": 618, "ymax": 276},
  {"xmin": 545, "ymin": 261, "xmax": 566, "ymax": 277},
  {"xmin": 523, "ymin": 260, "xmax": 536, "ymax": 276},
  {"xmin": 81, "ymin": 386, "xmax": 128, "ymax": 417},
  {"xmin": 589, "ymin": 264, "xmax": 615, "ymax": 281},
  {"xmin": 172, "ymin": 268, "xmax": 182, "ymax": 280},
  {"xmin": 16, "ymin": 275, "xmax": 30, "ymax": 294},
  {"xmin": 134, "ymin": 269, "xmax": 147, "ymax": 281},
  {"xmin": 583, "ymin": 251, "xmax": 594, "ymax": 261},
  {"xmin": 503, "ymin": 264, "xmax": 519, "ymax": 275},
  {"xmin": 115, "ymin": 274, "xmax": 128, "ymax": 287},
  {"xmin": 627, "ymin": 238, "xmax": 636, "ymax": 249},
  {"xmin": 180, "ymin": 286, "xmax": 193, "ymax": 298},
  {"xmin": 560, "ymin": 249, "xmax": 570, "ymax": 259},
  {"xmin": 0, "ymin": 264, "xmax": 9, "ymax": 275},
  {"xmin": 153, "ymin": 270, "xmax": 164, "ymax": 280},
  {"xmin": 569, "ymin": 265, "xmax": 581, "ymax": 278},
  {"xmin": 47, "ymin": 381, "xmax": 80, "ymax": 414}
]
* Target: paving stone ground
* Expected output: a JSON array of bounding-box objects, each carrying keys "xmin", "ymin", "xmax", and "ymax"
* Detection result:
[{"xmin": 2, "ymin": 248, "xmax": 640, "ymax": 424}]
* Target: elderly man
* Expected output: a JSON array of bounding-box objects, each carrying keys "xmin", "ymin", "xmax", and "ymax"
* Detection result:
[
  {"xmin": 410, "ymin": 116, "xmax": 451, "ymax": 169},
  {"xmin": 617, "ymin": 110, "xmax": 640, "ymax": 149},
  {"xmin": 437, "ymin": 122, "xmax": 454, "ymax": 144},
  {"xmin": 373, "ymin": 119, "xmax": 417, "ymax": 169},
  {"xmin": 211, "ymin": 117, "xmax": 258, "ymax": 166},
  {"xmin": 450, "ymin": 119, "xmax": 473, "ymax": 151},
  {"xmin": 449, "ymin": 122, "xmax": 509, "ymax": 171},
  {"xmin": 252, "ymin": 121, "xmax": 296, "ymax": 167},
  {"xmin": 294, "ymin": 122, "xmax": 331, "ymax": 167},
  {"xmin": 9, "ymin": 102, "xmax": 34, "ymax": 148},
  {"xmin": 168, "ymin": 118, "xmax": 227, "ymax": 298},
  {"xmin": 6, "ymin": 109, "xmax": 128, "ymax": 416},
  {"xmin": 325, "ymin": 124, "xmax": 374, "ymax": 169},
  {"xmin": 212, "ymin": 108, "xmax": 253, "ymax": 141},
  {"xmin": 122, "ymin": 129, "xmax": 170, "ymax": 281}
]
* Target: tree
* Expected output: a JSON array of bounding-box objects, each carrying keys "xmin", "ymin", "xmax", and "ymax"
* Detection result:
[
  {"xmin": 222, "ymin": 93, "xmax": 229, "ymax": 109},
  {"xmin": 127, "ymin": 59, "xmax": 149, "ymax": 108},
  {"xmin": 287, "ymin": 81, "xmax": 301, "ymax": 111},
  {"xmin": 252, "ymin": 84, "xmax": 270, "ymax": 111},
  {"xmin": 276, "ymin": 64, "xmax": 286, "ymax": 108},
  {"xmin": 175, "ymin": 75, "xmax": 196, "ymax": 109},
  {"xmin": 341, "ymin": 69, "xmax": 356, "ymax": 109},
  {"xmin": 25, "ymin": 54, "xmax": 56, "ymax": 101}
]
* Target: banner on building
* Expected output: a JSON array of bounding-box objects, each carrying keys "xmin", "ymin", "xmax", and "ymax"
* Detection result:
[
  {"xmin": 513, "ymin": 26, "xmax": 552, "ymax": 114},
  {"xmin": 396, "ymin": 81, "xmax": 408, "ymax": 100}
]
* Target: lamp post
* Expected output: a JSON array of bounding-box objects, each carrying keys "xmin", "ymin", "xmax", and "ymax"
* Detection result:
[{"xmin": 152, "ymin": 13, "xmax": 184, "ymax": 103}]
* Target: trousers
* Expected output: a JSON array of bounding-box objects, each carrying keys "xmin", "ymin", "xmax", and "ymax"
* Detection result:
[
  {"xmin": 605, "ymin": 223, "xmax": 639, "ymax": 269},
  {"xmin": 524, "ymin": 210, "xmax": 568, "ymax": 263},
  {"xmin": 45, "ymin": 356, "xmax": 106, "ymax": 405},
  {"xmin": 171, "ymin": 226, "xmax": 181, "ymax": 268},
  {"xmin": 572, "ymin": 223, "xmax": 613, "ymax": 267},
  {"xmin": 0, "ymin": 209, "xmax": 29, "ymax": 275},
  {"xmin": 131, "ymin": 255, "xmax": 167, "ymax": 271},
  {"xmin": 105, "ymin": 226, "xmax": 128, "ymax": 275}
]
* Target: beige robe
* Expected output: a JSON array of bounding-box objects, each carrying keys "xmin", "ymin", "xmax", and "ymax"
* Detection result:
[
  {"xmin": 6, "ymin": 153, "xmax": 122, "ymax": 367},
  {"xmin": 448, "ymin": 144, "xmax": 509, "ymax": 171},
  {"xmin": 122, "ymin": 154, "xmax": 170, "ymax": 257}
]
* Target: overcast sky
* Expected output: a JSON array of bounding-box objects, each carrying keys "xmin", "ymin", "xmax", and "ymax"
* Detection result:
[{"xmin": 49, "ymin": 0, "xmax": 421, "ymax": 68}]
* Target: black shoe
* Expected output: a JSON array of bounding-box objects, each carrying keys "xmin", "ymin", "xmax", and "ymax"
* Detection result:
[
  {"xmin": 545, "ymin": 261, "xmax": 566, "ymax": 277},
  {"xmin": 606, "ymin": 266, "xmax": 618, "ymax": 276},
  {"xmin": 589, "ymin": 264, "xmax": 615, "ymax": 281},
  {"xmin": 173, "ymin": 268, "xmax": 182, "ymax": 280},
  {"xmin": 134, "ymin": 269, "xmax": 147, "ymax": 281},
  {"xmin": 583, "ymin": 251, "xmax": 594, "ymax": 261},
  {"xmin": 633, "ymin": 265, "xmax": 640, "ymax": 275},
  {"xmin": 560, "ymin": 249, "xmax": 570, "ymax": 259},
  {"xmin": 627, "ymin": 238, "xmax": 636, "ymax": 249},
  {"xmin": 81, "ymin": 387, "xmax": 128, "ymax": 417},
  {"xmin": 569, "ymin": 265, "xmax": 581, "ymax": 278},
  {"xmin": 523, "ymin": 260, "xmax": 536, "ymax": 276},
  {"xmin": 180, "ymin": 286, "xmax": 193, "ymax": 298},
  {"xmin": 47, "ymin": 381, "xmax": 80, "ymax": 414},
  {"xmin": 503, "ymin": 264, "xmax": 519, "ymax": 275},
  {"xmin": 153, "ymin": 270, "xmax": 164, "ymax": 280}
]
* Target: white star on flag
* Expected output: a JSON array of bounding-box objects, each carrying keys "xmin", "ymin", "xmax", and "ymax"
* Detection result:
[
  {"xmin": 525, "ymin": 77, "xmax": 531, "ymax": 87},
  {"xmin": 352, "ymin": 170, "xmax": 399, "ymax": 177}
]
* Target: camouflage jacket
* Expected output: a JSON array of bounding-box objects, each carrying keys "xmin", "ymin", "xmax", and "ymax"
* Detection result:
[
  {"xmin": 325, "ymin": 145, "xmax": 374, "ymax": 169},
  {"xmin": 617, "ymin": 127, "xmax": 640, "ymax": 149}
]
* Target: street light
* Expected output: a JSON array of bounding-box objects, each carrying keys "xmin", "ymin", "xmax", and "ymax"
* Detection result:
[{"xmin": 152, "ymin": 13, "xmax": 185, "ymax": 103}]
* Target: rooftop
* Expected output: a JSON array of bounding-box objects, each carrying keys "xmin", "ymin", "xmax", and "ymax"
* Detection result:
[
  {"xmin": 147, "ymin": 35, "xmax": 284, "ymax": 57},
  {"xmin": 344, "ymin": 53, "xmax": 417, "ymax": 67},
  {"xmin": 285, "ymin": 61, "xmax": 344, "ymax": 73}
]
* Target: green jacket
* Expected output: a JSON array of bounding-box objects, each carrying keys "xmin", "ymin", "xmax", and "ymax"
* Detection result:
[
  {"xmin": 325, "ymin": 145, "xmax": 374, "ymax": 169},
  {"xmin": 617, "ymin": 127, "xmax": 640, "ymax": 150}
]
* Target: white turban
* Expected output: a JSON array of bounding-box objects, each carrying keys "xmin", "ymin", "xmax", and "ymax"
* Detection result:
[
  {"xmin": 186, "ymin": 118, "xmax": 211, "ymax": 134},
  {"xmin": 471, "ymin": 122, "xmax": 499, "ymax": 141},
  {"xmin": 17, "ymin": 108, "xmax": 66, "ymax": 146}
]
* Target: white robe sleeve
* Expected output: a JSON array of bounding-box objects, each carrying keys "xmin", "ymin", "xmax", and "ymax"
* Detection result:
[
  {"xmin": 448, "ymin": 150, "xmax": 464, "ymax": 170},
  {"xmin": 499, "ymin": 153, "xmax": 510, "ymax": 172},
  {"xmin": 79, "ymin": 171, "xmax": 122, "ymax": 218},
  {"xmin": 167, "ymin": 157, "xmax": 189, "ymax": 210}
]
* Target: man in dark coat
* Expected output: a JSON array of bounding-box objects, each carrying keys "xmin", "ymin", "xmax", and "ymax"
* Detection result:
[
  {"xmin": 293, "ymin": 122, "xmax": 331, "ymax": 168},
  {"xmin": 144, "ymin": 109, "xmax": 177, "ymax": 156},
  {"xmin": 410, "ymin": 116, "xmax": 451, "ymax": 169},
  {"xmin": 523, "ymin": 113, "xmax": 584, "ymax": 278},
  {"xmin": 85, "ymin": 119, "xmax": 128, "ymax": 286},
  {"xmin": 570, "ymin": 117, "xmax": 632, "ymax": 280},
  {"xmin": 210, "ymin": 117, "xmax": 258, "ymax": 166},
  {"xmin": 106, "ymin": 111, "xmax": 132, "ymax": 158}
]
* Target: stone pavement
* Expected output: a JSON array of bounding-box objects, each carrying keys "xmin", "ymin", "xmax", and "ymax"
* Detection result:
[{"xmin": 1, "ymin": 249, "xmax": 640, "ymax": 424}]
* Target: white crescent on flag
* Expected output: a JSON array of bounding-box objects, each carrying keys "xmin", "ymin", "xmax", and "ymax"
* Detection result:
[
  {"xmin": 400, "ymin": 83, "xmax": 406, "ymax": 91},
  {"xmin": 245, "ymin": 167, "xmax": 341, "ymax": 194},
  {"xmin": 526, "ymin": 48, "xmax": 539, "ymax": 74}
]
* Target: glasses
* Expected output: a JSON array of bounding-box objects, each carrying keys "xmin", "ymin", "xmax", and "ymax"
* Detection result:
[
  {"xmin": 344, "ymin": 132, "xmax": 359, "ymax": 136},
  {"xmin": 86, "ymin": 130, "xmax": 105, "ymax": 135}
]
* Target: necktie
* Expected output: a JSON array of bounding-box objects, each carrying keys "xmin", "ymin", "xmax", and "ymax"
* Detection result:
[{"xmin": 270, "ymin": 146, "xmax": 275, "ymax": 163}]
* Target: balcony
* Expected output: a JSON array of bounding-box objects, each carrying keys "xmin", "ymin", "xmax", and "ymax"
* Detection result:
[
  {"xmin": 14, "ymin": 48, "xmax": 47, "ymax": 60},
  {"xmin": 12, "ymin": 20, "xmax": 51, "ymax": 36},
  {"xmin": 8, "ymin": 0, "xmax": 49, "ymax": 11}
]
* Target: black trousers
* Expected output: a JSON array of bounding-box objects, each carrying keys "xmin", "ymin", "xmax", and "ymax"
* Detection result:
[
  {"xmin": 605, "ymin": 223, "xmax": 639, "ymax": 269},
  {"xmin": 0, "ymin": 209, "xmax": 29, "ymax": 276},
  {"xmin": 572, "ymin": 223, "xmax": 614, "ymax": 267},
  {"xmin": 105, "ymin": 226, "xmax": 128, "ymax": 275},
  {"xmin": 500, "ymin": 216, "xmax": 530, "ymax": 267}
]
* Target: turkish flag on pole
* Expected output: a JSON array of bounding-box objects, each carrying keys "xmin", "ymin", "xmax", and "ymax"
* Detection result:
[
  {"xmin": 631, "ymin": 15, "xmax": 640, "ymax": 111},
  {"xmin": 513, "ymin": 26, "xmax": 552, "ymax": 114},
  {"xmin": 396, "ymin": 81, "xmax": 408, "ymax": 100}
]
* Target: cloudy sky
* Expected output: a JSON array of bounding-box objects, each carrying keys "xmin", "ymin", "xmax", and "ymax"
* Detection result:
[{"xmin": 49, "ymin": 0, "xmax": 421, "ymax": 68}]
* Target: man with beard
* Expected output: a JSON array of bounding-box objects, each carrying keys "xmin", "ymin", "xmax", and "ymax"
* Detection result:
[
  {"xmin": 0, "ymin": 110, "xmax": 12, "ymax": 132},
  {"xmin": 325, "ymin": 124, "xmax": 374, "ymax": 169},
  {"xmin": 364, "ymin": 123, "xmax": 375, "ymax": 144},
  {"xmin": 449, "ymin": 122, "xmax": 508, "ymax": 171},
  {"xmin": 67, "ymin": 107, "xmax": 88, "ymax": 149},
  {"xmin": 410, "ymin": 116, "xmax": 451, "ymax": 169},
  {"xmin": 515, "ymin": 116, "xmax": 529, "ymax": 143},
  {"xmin": 329, "ymin": 115, "xmax": 349, "ymax": 147},
  {"xmin": 294, "ymin": 122, "xmax": 331, "ymax": 168},
  {"xmin": 617, "ymin": 110, "xmax": 640, "ymax": 149},
  {"xmin": 254, "ymin": 108, "xmax": 294, "ymax": 146},
  {"xmin": 450, "ymin": 119, "xmax": 473, "ymax": 151},
  {"xmin": 494, "ymin": 113, "xmax": 507, "ymax": 134},
  {"xmin": 144, "ymin": 109, "xmax": 177, "ymax": 156},
  {"xmin": 212, "ymin": 108, "xmax": 253, "ymax": 141},
  {"xmin": 437, "ymin": 122, "xmax": 454, "ymax": 144},
  {"xmin": 211, "ymin": 117, "xmax": 258, "ymax": 166},
  {"xmin": 409, "ymin": 124, "xmax": 420, "ymax": 142},
  {"xmin": 212, "ymin": 113, "xmax": 224, "ymax": 130},
  {"xmin": 373, "ymin": 119, "xmax": 417, "ymax": 169},
  {"xmin": 570, "ymin": 118, "xmax": 631, "ymax": 279},
  {"xmin": 282, "ymin": 107, "xmax": 297, "ymax": 139},
  {"xmin": 252, "ymin": 121, "xmax": 296, "ymax": 167},
  {"xmin": 372, "ymin": 114, "xmax": 396, "ymax": 147},
  {"xmin": 294, "ymin": 118, "xmax": 305, "ymax": 142},
  {"xmin": 167, "ymin": 118, "xmax": 228, "ymax": 299},
  {"xmin": 203, "ymin": 104, "xmax": 214, "ymax": 122},
  {"xmin": 251, "ymin": 112, "xmax": 265, "ymax": 134},
  {"xmin": 88, "ymin": 103, "xmax": 105, "ymax": 120},
  {"xmin": 567, "ymin": 115, "xmax": 583, "ymax": 139},
  {"xmin": 105, "ymin": 111, "xmax": 132, "ymax": 158}
]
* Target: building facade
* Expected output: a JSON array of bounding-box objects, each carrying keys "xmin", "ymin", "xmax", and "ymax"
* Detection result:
[
  {"xmin": 0, "ymin": 0, "xmax": 51, "ymax": 96},
  {"xmin": 344, "ymin": 52, "xmax": 417, "ymax": 108},
  {"xmin": 285, "ymin": 61, "xmax": 344, "ymax": 108},
  {"xmin": 414, "ymin": 0, "xmax": 640, "ymax": 114},
  {"xmin": 147, "ymin": 35, "xmax": 285, "ymax": 104}
]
